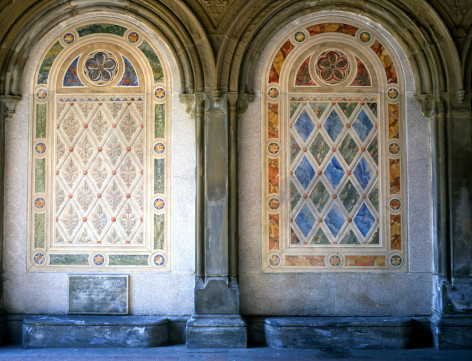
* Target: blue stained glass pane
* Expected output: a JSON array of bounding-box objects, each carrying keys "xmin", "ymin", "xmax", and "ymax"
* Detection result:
[
  {"xmin": 294, "ymin": 156, "xmax": 315, "ymax": 190},
  {"xmin": 323, "ymin": 109, "xmax": 344, "ymax": 142},
  {"xmin": 325, "ymin": 203, "xmax": 345, "ymax": 237},
  {"xmin": 295, "ymin": 204, "xmax": 316, "ymax": 238},
  {"xmin": 324, "ymin": 156, "xmax": 344, "ymax": 189},
  {"xmin": 352, "ymin": 109, "xmax": 373, "ymax": 142},
  {"xmin": 294, "ymin": 109, "xmax": 315, "ymax": 142},
  {"xmin": 354, "ymin": 204, "xmax": 375, "ymax": 237},
  {"xmin": 353, "ymin": 156, "xmax": 374, "ymax": 189}
]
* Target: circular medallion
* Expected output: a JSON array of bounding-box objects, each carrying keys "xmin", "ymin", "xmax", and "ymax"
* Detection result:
[
  {"xmin": 154, "ymin": 142, "xmax": 166, "ymax": 155},
  {"xmin": 127, "ymin": 31, "xmax": 140, "ymax": 44},
  {"xmin": 34, "ymin": 142, "xmax": 47, "ymax": 155},
  {"xmin": 153, "ymin": 197, "xmax": 166, "ymax": 211},
  {"xmin": 63, "ymin": 33, "xmax": 75, "ymax": 44},
  {"xmin": 34, "ymin": 197, "xmax": 46, "ymax": 210},
  {"xmin": 359, "ymin": 31, "xmax": 371, "ymax": 44},
  {"xmin": 387, "ymin": 87, "xmax": 399, "ymax": 100},
  {"xmin": 315, "ymin": 50, "xmax": 351, "ymax": 85},
  {"xmin": 153, "ymin": 253, "xmax": 166, "ymax": 267},
  {"xmin": 294, "ymin": 31, "xmax": 306, "ymax": 43},
  {"xmin": 33, "ymin": 252, "xmax": 46, "ymax": 265},
  {"xmin": 268, "ymin": 142, "xmax": 280, "ymax": 155},
  {"xmin": 154, "ymin": 87, "xmax": 166, "ymax": 100},
  {"xmin": 268, "ymin": 197, "xmax": 280, "ymax": 210},
  {"xmin": 390, "ymin": 198, "xmax": 401, "ymax": 211},
  {"xmin": 84, "ymin": 51, "xmax": 119, "ymax": 86},
  {"xmin": 389, "ymin": 142, "xmax": 401, "ymax": 155},
  {"xmin": 267, "ymin": 87, "xmax": 280, "ymax": 100},
  {"xmin": 269, "ymin": 254, "xmax": 281, "ymax": 267},
  {"xmin": 389, "ymin": 254, "xmax": 403, "ymax": 267},
  {"xmin": 36, "ymin": 88, "xmax": 48, "ymax": 101},
  {"xmin": 329, "ymin": 254, "xmax": 342, "ymax": 267},
  {"xmin": 93, "ymin": 254, "xmax": 105, "ymax": 266}
]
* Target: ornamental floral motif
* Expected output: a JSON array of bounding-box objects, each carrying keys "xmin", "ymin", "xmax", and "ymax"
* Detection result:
[
  {"xmin": 84, "ymin": 51, "xmax": 119, "ymax": 85},
  {"xmin": 91, "ymin": 204, "xmax": 108, "ymax": 235},
  {"xmin": 315, "ymin": 50, "xmax": 351, "ymax": 85},
  {"xmin": 120, "ymin": 203, "xmax": 137, "ymax": 236}
]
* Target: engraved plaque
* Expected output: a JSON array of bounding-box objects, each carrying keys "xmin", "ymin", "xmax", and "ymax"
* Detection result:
[{"xmin": 68, "ymin": 275, "xmax": 129, "ymax": 314}]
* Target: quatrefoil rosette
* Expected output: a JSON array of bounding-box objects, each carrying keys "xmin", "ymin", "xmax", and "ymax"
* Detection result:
[
  {"xmin": 315, "ymin": 49, "xmax": 351, "ymax": 85},
  {"xmin": 83, "ymin": 50, "xmax": 119, "ymax": 86}
]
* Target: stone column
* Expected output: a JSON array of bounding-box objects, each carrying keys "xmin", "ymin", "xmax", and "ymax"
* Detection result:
[
  {"xmin": 185, "ymin": 92, "xmax": 250, "ymax": 348},
  {"xmin": 0, "ymin": 95, "xmax": 21, "ymax": 344},
  {"xmin": 421, "ymin": 92, "xmax": 472, "ymax": 349}
]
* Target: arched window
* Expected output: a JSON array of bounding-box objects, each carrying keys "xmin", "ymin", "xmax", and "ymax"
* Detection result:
[
  {"xmin": 263, "ymin": 22, "xmax": 405, "ymax": 272},
  {"xmin": 29, "ymin": 21, "xmax": 170, "ymax": 271}
]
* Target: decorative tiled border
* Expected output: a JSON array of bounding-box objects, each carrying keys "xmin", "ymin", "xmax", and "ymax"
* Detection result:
[
  {"xmin": 263, "ymin": 22, "xmax": 406, "ymax": 272},
  {"xmin": 29, "ymin": 22, "xmax": 171, "ymax": 271}
]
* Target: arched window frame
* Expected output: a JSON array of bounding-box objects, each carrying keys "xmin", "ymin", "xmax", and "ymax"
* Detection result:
[
  {"xmin": 28, "ymin": 19, "xmax": 171, "ymax": 271},
  {"xmin": 262, "ymin": 20, "xmax": 406, "ymax": 272}
]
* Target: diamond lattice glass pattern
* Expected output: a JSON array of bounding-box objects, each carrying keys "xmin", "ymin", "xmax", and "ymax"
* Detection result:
[
  {"xmin": 290, "ymin": 102, "xmax": 379, "ymax": 245},
  {"xmin": 56, "ymin": 100, "xmax": 144, "ymax": 245}
]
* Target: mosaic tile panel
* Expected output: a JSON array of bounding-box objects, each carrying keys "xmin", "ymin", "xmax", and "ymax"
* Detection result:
[
  {"xmin": 29, "ymin": 25, "xmax": 170, "ymax": 271},
  {"xmin": 263, "ymin": 22, "xmax": 406, "ymax": 272}
]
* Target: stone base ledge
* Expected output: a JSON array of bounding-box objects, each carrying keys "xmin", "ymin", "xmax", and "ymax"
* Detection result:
[
  {"xmin": 186, "ymin": 314, "xmax": 247, "ymax": 348},
  {"xmin": 23, "ymin": 315, "xmax": 169, "ymax": 348},
  {"xmin": 431, "ymin": 313, "xmax": 472, "ymax": 349},
  {"xmin": 265, "ymin": 317, "xmax": 432, "ymax": 349}
]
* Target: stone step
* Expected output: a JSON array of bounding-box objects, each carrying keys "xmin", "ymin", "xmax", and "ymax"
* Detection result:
[
  {"xmin": 23, "ymin": 315, "xmax": 169, "ymax": 348},
  {"xmin": 265, "ymin": 316, "xmax": 433, "ymax": 349}
]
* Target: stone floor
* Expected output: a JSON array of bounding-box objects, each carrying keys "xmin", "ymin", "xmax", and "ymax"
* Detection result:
[{"xmin": 0, "ymin": 346, "xmax": 471, "ymax": 360}]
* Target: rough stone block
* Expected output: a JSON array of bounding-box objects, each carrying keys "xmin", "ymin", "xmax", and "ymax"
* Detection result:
[
  {"xmin": 186, "ymin": 315, "xmax": 247, "ymax": 348},
  {"xmin": 23, "ymin": 315, "xmax": 169, "ymax": 348},
  {"xmin": 265, "ymin": 317, "xmax": 432, "ymax": 349}
]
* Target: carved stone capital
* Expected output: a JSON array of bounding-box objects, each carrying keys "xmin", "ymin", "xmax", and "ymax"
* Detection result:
[
  {"xmin": 0, "ymin": 95, "xmax": 21, "ymax": 122},
  {"xmin": 414, "ymin": 93, "xmax": 437, "ymax": 118}
]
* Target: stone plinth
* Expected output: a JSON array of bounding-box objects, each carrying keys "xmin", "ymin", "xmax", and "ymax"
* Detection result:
[
  {"xmin": 431, "ymin": 313, "xmax": 472, "ymax": 349},
  {"xmin": 186, "ymin": 315, "xmax": 247, "ymax": 348},
  {"xmin": 265, "ymin": 317, "xmax": 432, "ymax": 349},
  {"xmin": 23, "ymin": 315, "xmax": 169, "ymax": 348}
]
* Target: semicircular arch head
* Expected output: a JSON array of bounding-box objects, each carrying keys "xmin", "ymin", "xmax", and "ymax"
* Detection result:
[
  {"xmin": 0, "ymin": 1, "xmax": 215, "ymax": 97},
  {"xmin": 222, "ymin": 0, "xmax": 461, "ymax": 98}
]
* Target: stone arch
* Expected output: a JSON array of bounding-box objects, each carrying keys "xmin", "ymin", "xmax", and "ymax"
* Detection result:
[
  {"xmin": 0, "ymin": 0, "xmax": 215, "ymax": 97},
  {"xmin": 216, "ymin": 0, "xmax": 461, "ymax": 99}
]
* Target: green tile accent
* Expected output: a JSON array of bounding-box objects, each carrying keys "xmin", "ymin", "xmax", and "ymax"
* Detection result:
[
  {"xmin": 309, "ymin": 227, "xmax": 330, "ymax": 244},
  {"xmin": 339, "ymin": 133, "xmax": 359, "ymax": 166},
  {"xmin": 154, "ymin": 214, "xmax": 165, "ymax": 250},
  {"xmin": 36, "ymin": 104, "xmax": 47, "ymax": 139},
  {"xmin": 37, "ymin": 41, "xmax": 63, "ymax": 84},
  {"xmin": 77, "ymin": 23, "xmax": 127, "ymax": 37},
  {"xmin": 290, "ymin": 180, "xmax": 301, "ymax": 210},
  {"xmin": 339, "ymin": 180, "xmax": 359, "ymax": 213},
  {"xmin": 139, "ymin": 40, "xmax": 164, "ymax": 83},
  {"xmin": 108, "ymin": 255, "xmax": 149, "ymax": 266},
  {"xmin": 338, "ymin": 102, "xmax": 358, "ymax": 120},
  {"xmin": 368, "ymin": 227, "xmax": 380, "ymax": 244},
  {"xmin": 154, "ymin": 158, "xmax": 165, "ymax": 194},
  {"xmin": 309, "ymin": 133, "xmax": 330, "ymax": 166},
  {"xmin": 309, "ymin": 180, "xmax": 330, "ymax": 213},
  {"xmin": 369, "ymin": 182, "xmax": 379, "ymax": 213},
  {"xmin": 309, "ymin": 102, "xmax": 329, "ymax": 119},
  {"xmin": 290, "ymin": 102, "xmax": 300, "ymax": 119},
  {"xmin": 34, "ymin": 213, "xmax": 45, "ymax": 249},
  {"xmin": 368, "ymin": 136, "xmax": 378, "ymax": 164},
  {"xmin": 49, "ymin": 254, "xmax": 89, "ymax": 265},
  {"xmin": 340, "ymin": 229, "xmax": 360, "ymax": 244},
  {"xmin": 154, "ymin": 103, "xmax": 165, "ymax": 139},
  {"xmin": 367, "ymin": 102, "xmax": 377, "ymax": 118},
  {"xmin": 35, "ymin": 159, "xmax": 46, "ymax": 193},
  {"xmin": 290, "ymin": 133, "xmax": 300, "ymax": 162}
]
